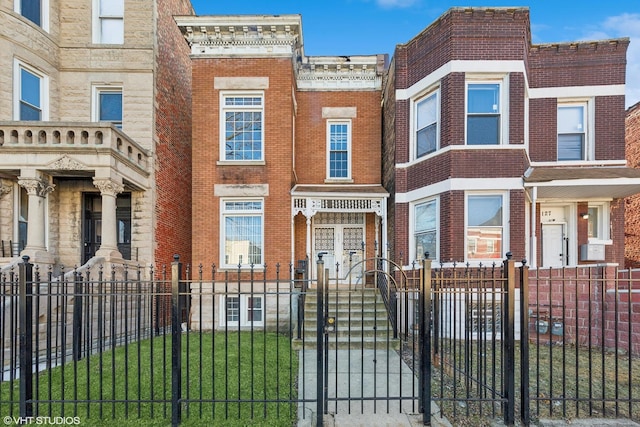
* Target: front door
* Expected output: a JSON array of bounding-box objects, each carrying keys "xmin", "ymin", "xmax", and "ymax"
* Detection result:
[
  {"xmin": 83, "ymin": 193, "xmax": 132, "ymax": 264},
  {"xmin": 312, "ymin": 213, "xmax": 365, "ymax": 284},
  {"xmin": 542, "ymin": 223, "xmax": 566, "ymax": 267},
  {"xmin": 83, "ymin": 194, "xmax": 102, "ymax": 264}
]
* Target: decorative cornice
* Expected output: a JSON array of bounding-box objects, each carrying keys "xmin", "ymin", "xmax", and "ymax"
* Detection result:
[
  {"xmin": 93, "ymin": 179, "xmax": 124, "ymax": 197},
  {"xmin": 18, "ymin": 178, "xmax": 55, "ymax": 197},
  {"xmin": 49, "ymin": 155, "xmax": 87, "ymax": 170}
]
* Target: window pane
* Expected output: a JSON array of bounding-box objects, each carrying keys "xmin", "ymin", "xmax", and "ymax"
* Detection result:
[
  {"xmin": 588, "ymin": 207, "xmax": 599, "ymax": 239},
  {"xmin": 467, "ymin": 227, "xmax": 502, "ymax": 259},
  {"xmin": 247, "ymin": 297, "xmax": 263, "ymax": 322},
  {"xmin": 417, "ymin": 124, "xmax": 436, "ymax": 157},
  {"xmin": 415, "ymin": 201, "xmax": 436, "ymax": 231},
  {"xmin": 558, "ymin": 134, "xmax": 584, "ymax": 161},
  {"xmin": 21, "ymin": 69, "xmax": 40, "ymax": 107},
  {"xmin": 468, "ymin": 196, "xmax": 502, "ymax": 226},
  {"xmin": 99, "ymin": 92, "xmax": 122, "ymax": 122},
  {"xmin": 468, "ymin": 84, "xmax": 499, "ymax": 114},
  {"xmin": 417, "ymin": 94, "xmax": 436, "ymax": 129},
  {"xmin": 21, "ymin": 0, "xmax": 41, "ymax": 26},
  {"xmin": 558, "ymin": 106, "xmax": 584, "ymax": 134},
  {"xmin": 101, "ymin": 19, "xmax": 124, "ymax": 44},
  {"xmin": 225, "ymin": 215, "xmax": 262, "ymax": 265},
  {"xmin": 416, "ymin": 231, "xmax": 436, "ymax": 260},
  {"xmin": 100, "ymin": 0, "xmax": 123, "ymax": 16},
  {"xmin": 226, "ymin": 297, "xmax": 239, "ymax": 322},
  {"xmin": 225, "ymin": 111, "xmax": 262, "ymax": 160},
  {"xmin": 467, "ymin": 116, "xmax": 499, "ymax": 145}
]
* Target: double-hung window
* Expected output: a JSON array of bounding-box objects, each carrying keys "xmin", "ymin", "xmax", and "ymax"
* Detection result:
[
  {"xmin": 221, "ymin": 93, "xmax": 264, "ymax": 161},
  {"xmin": 94, "ymin": 0, "xmax": 124, "ymax": 44},
  {"xmin": 327, "ymin": 121, "xmax": 351, "ymax": 179},
  {"xmin": 222, "ymin": 199, "xmax": 264, "ymax": 267},
  {"xmin": 415, "ymin": 91, "xmax": 438, "ymax": 157},
  {"xmin": 221, "ymin": 295, "xmax": 264, "ymax": 327},
  {"xmin": 94, "ymin": 88, "xmax": 123, "ymax": 128},
  {"xmin": 414, "ymin": 199, "xmax": 437, "ymax": 260},
  {"xmin": 467, "ymin": 83, "xmax": 501, "ymax": 145},
  {"xmin": 16, "ymin": 64, "xmax": 44, "ymax": 121},
  {"xmin": 466, "ymin": 194, "xmax": 504, "ymax": 260},
  {"xmin": 557, "ymin": 103, "xmax": 587, "ymax": 161}
]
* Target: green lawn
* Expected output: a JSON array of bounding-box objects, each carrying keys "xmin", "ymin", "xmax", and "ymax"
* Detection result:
[{"xmin": 1, "ymin": 332, "xmax": 298, "ymax": 426}]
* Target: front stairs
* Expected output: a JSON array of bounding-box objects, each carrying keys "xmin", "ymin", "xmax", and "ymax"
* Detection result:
[{"xmin": 292, "ymin": 288, "xmax": 400, "ymax": 350}]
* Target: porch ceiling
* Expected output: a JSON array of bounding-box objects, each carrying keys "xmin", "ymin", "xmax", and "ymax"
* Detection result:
[{"xmin": 524, "ymin": 166, "xmax": 640, "ymax": 199}]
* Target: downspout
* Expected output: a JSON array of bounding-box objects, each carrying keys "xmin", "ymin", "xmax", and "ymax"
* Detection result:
[{"xmin": 530, "ymin": 186, "xmax": 537, "ymax": 268}]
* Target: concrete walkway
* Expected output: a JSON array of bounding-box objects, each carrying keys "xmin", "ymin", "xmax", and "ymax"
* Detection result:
[{"xmin": 296, "ymin": 348, "xmax": 452, "ymax": 427}]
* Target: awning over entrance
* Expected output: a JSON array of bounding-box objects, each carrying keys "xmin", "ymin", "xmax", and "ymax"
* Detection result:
[
  {"xmin": 524, "ymin": 166, "xmax": 640, "ymax": 199},
  {"xmin": 291, "ymin": 184, "xmax": 389, "ymax": 217}
]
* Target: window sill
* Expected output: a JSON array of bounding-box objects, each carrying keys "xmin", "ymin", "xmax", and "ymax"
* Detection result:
[
  {"xmin": 324, "ymin": 178, "xmax": 353, "ymax": 184},
  {"xmin": 588, "ymin": 239, "xmax": 612, "ymax": 245},
  {"xmin": 217, "ymin": 160, "xmax": 266, "ymax": 166}
]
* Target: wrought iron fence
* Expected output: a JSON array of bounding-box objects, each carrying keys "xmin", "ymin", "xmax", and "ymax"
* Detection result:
[{"xmin": 1, "ymin": 254, "xmax": 639, "ymax": 426}]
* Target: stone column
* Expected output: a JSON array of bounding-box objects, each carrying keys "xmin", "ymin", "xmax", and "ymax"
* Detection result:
[
  {"xmin": 93, "ymin": 178, "xmax": 124, "ymax": 259},
  {"xmin": 17, "ymin": 176, "xmax": 55, "ymax": 262}
]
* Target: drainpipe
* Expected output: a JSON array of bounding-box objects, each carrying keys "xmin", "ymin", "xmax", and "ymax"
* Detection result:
[{"xmin": 530, "ymin": 186, "xmax": 537, "ymax": 268}]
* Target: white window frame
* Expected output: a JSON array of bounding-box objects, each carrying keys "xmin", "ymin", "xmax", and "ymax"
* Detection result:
[
  {"xmin": 465, "ymin": 192, "xmax": 509, "ymax": 263},
  {"xmin": 557, "ymin": 100, "xmax": 594, "ymax": 162},
  {"xmin": 326, "ymin": 120, "xmax": 352, "ymax": 181},
  {"xmin": 587, "ymin": 202, "xmax": 611, "ymax": 244},
  {"xmin": 411, "ymin": 197, "xmax": 439, "ymax": 262},
  {"xmin": 220, "ymin": 198, "xmax": 264, "ymax": 269},
  {"xmin": 219, "ymin": 294, "xmax": 265, "ymax": 327},
  {"xmin": 412, "ymin": 89, "xmax": 439, "ymax": 160},
  {"xmin": 219, "ymin": 91, "xmax": 265, "ymax": 162},
  {"xmin": 92, "ymin": 86, "xmax": 123, "ymax": 128},
  {"xmin": 13, "ymin": 60, "xmax": 49, "ymax": 121},
  {"xmin": 14, "ymin": 0, "xmax": 49, "ymax": 31},
  {"xmin": 465, "ymin": 77, "xmax": 508, "ymax": 146},
  {"xmin": 92, "ymin": 0, "xmax": 124, "ymax": 44}
]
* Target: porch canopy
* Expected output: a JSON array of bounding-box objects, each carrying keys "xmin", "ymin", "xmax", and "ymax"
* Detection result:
[{"xmin": 524, "ymin": 166, "xmax": 640, "ymax": 199}]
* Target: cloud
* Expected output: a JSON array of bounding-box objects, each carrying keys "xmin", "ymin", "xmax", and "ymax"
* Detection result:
[
  {"xmin": 579, "ymin": 13, "xmax": 640, "ymax": 109},
  {"xmin": 376, "ymin": 0, "xmax": 418, "ymax": 8}
]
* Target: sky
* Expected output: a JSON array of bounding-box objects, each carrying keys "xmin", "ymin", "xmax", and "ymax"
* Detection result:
[{"xmin": 190, "ymin": 1, "xmax": 640, "ymax": 109}]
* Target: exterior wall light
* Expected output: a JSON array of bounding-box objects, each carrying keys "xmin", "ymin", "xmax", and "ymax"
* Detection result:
[{"xmin": 581, "ymin": 212, "xmax": 589, "ymax": 220}]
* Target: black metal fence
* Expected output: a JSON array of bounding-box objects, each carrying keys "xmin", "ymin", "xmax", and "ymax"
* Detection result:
[{"xmin": 1, "ymin": 254, "xmax": 639, "ymax": 426}]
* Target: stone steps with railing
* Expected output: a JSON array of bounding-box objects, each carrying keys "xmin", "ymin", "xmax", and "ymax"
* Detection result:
[{"xmin": 292, "ymin": 288, "xmax": 399, "ymax": 350}]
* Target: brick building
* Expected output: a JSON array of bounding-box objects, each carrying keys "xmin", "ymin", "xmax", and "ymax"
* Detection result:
[
  {"xmin": 384, "ymin": 7, "xmax": 640, "ymax": 268},
  {"xmin": 0, "ymin": 0, "xmax": 193, "ymax": 271},
  {"xmin": 625, "ymin": 102, "xmax": 640, "ymax": 268},
  {"xmin": 176, "ymin": 15, "xmax": 388, "ymax": 284}
]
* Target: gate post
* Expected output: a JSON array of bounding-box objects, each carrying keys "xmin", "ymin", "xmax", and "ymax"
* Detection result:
[
  {"xmin": 316, "ymin": 253, "xmax": 326, "ymax": 427},
  {"xmin": 19, "ymin": 255, "xmax": 33, "ymax": 418},
  {"xmin": 420, "ymin": 253, "xmax": 432, "ymax": 425},
  {"xmin": 171, "ymin": 255, "xmax": 183, "ymax": 427},
  {"xmin": 519, "ymin": 261, "xmax": 530, "ymax": 426},
  {"xmin": 503, "ymin": 254, "xmax": 515, "ymax": 426}
]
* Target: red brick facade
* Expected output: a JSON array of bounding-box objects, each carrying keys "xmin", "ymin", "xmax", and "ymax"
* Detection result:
[
  {"xmin": 155, "ymin": 0, "xmax": 194, "ymax": 267},
  {"xmin": 383, "ymin": 7, "xmax": 632, "ymax": 267},
  {"xmin": 626, "ymin": 103, "xmax": 640, "ymax": 267}
]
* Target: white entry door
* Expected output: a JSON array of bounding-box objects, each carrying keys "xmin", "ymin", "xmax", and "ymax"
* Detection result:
[
  {"xmin": 542, "ymin": 223, "xmax": 565, "ymax": 267},
  {"xmin": 313, "ymin": 213, "xmax": 365, "ymax": 283}
]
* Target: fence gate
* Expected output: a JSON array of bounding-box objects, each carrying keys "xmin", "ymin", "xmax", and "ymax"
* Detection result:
[{"xmin": 307, "ymin": 255, "xmax": 422, "ymax": 426}]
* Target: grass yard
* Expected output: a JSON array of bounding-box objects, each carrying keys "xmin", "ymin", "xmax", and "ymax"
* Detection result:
[
  {"xmin": 0, "ymin": 331, "xmax": 298, "ymax": 426},
  {"xmin": 428, "ymin": 340, "xmax": 640, "ymax": 426}
]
